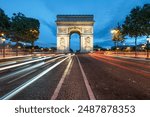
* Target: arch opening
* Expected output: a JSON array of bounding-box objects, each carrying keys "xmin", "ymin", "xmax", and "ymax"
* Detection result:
[{"xmin": 69, "ymin": 32, "xmax": 80, "ymax": 53}]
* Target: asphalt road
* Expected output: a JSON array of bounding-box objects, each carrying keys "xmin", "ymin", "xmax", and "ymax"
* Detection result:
[
  {"xmin": 0, "ymin": 53, "xmax": 149, "ymax": 100},
  {"xmin": 79, "ymin": 53, "xmax": 150, "ymax": 100}
]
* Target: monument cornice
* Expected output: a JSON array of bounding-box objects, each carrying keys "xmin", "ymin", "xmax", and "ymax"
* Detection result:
[{"xmin": 56, "ymin": 22, "xmax": 94, "ymax": 26}]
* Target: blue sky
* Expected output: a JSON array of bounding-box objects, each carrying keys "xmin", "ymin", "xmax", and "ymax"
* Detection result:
[{"xmin": 0, "ymin": 0, "xmax": 149, "ymax": 50}]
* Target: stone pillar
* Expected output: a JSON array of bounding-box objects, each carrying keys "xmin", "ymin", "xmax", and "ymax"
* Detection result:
[
  {"xmin": 57, "ymin": 35, "xmax": 70, "ymax": 53},
  {"xmin": 80, "ymin": 35, "xmax": 84, "ymax": 53},
  {"xmin": 80, "ymin": 34, "xmax": 93, "ymax": 53}
]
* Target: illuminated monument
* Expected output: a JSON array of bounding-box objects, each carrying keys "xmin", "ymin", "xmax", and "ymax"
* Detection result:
[{"xmin": 56, "ymin": 15, "xmax": 94, "ymax": 53}]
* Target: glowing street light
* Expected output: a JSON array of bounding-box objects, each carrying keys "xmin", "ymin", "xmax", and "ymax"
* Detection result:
[
  {"xmin": 111, "ymin": 29, "xmax": 120, "ymax": 55},
  {"xmin": 1, "ymin": 33, "xmax": 4, "ymax": 36},
  {"xmin": 111, "ymin": 29, "xmax": 119, "ymax": 34}
]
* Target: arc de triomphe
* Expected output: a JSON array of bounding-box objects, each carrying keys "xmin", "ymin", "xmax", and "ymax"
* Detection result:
[{"xmin": 56, "ymin": 15, "xmax": 94, "ymax": 53}]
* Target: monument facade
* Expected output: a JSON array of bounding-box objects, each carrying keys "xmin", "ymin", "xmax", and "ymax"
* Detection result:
[{"xmin": 56, "ymin": 15, "xmax": 94, "ymax": 53}]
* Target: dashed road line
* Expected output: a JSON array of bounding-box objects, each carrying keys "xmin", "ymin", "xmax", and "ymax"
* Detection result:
[{"xmin": 76, "ymin": 55, "xmax": 96, "ymax": 100}]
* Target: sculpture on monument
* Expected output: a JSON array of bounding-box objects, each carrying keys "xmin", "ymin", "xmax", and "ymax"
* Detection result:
[
  {"xmin": 85, "ymin": 37, "xmax": 91, "ymax": 50},
  {"xmin": 59, "ymin": 38, "xmax": 65, "ymax": 50},
  {"xmin": 56, "ymin": 15, "xmax": 94, "ymax": 53}
]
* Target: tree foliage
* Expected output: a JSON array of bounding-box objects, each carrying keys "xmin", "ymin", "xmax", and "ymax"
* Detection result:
[
  {"xmin": 122, "ymin": 6, "xmax": 143, "ymax": 38},
  {"xmin": 0, "ymin": 8, "xmax": 10, "ymax": 36},
  {"xmin": 10, "ymin": 12, "xmax": 40, "ymax": 45},
  {"xmin": 10, "ymin": 12, "xmax": 26, "ymax": 42},
  {"xmin": 140, "ymin": 4, "xmax": 150, "ymax": 37},
  {"xmin": 121, "ymin": 4, "xmax": 150, "ymax": 56},
  {"xmin": 122, "ymin": 4, "xmax": 150, "ymax": 38},
  {"xmin": 24, "ymin": 18, "xmax": 40, "ymax": 45}
]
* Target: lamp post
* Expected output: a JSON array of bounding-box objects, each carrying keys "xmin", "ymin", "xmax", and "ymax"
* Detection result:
[
  {"xmin": 2, "ymin": 38, "xmax": 6, "ymax": 58},
  {"xmin": 1, "ymin": 33, "xmax": 6, "ymax": 58},
  {"xmin": 23, "ymin": 43, "xmax": 26, "ymax": 55},
  {"xmin": 146, "ymin": 37, "xmax": 150, "ymax": 59},
  {"xmin": 111, "ymin": 29, "xmax": 119, "ymax": 55}
]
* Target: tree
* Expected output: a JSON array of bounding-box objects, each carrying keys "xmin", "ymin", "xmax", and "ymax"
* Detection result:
[
  {"xmin": 10, "ymin": 13, "xmax": 27, "ymax": 56},
  {"xmin": 10, "ymin": 12, "xmax": 40, "ymax": 55},
  {"xmin": 0, "ymin": 8, "xmax": 10, "ymax": 37},
  {"xmin": 122, "ymin": 6, "xmax": 143, "ymax": 57},
  {"xmin": 11, "ymin": 13, "xmax": 26, "ymax": 42},
  {"xmin": 140, "ymin": 4, "xmax": 150, "ymax": 37},
  {"xmin": 24, "ymin": 18, "xmax": 40, "ymax": 46}
]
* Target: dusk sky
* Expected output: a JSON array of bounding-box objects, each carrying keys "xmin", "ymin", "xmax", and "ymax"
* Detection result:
[{"xmin": 0, "ymin": 0, "xmax": 149, "ymax": 50}]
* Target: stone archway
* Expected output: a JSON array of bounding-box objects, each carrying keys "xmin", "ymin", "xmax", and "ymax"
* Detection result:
[
  {"xmin": 56, "ymin": 15, "xmax": 94, "ymax": 53},
  {"xmin": 69, "ymin": 32, "xmax": 81, "ymax": 52}
]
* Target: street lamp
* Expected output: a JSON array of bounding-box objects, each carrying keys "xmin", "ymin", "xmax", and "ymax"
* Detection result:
[
  {"xmin": 23, "ymin": 43, "xmax": 26, "ymax": 55},
  {"xmin": 111, "ymin": 29, "xmax": 120, "ymax": 55},
  {"xmin": 111, "ymin": 29, "xmax": 120, "ymax": 35},
  {"xmin": 0, "ymin": 33, "xmax": 6, "ymax": 58},
  {"xmin": 146, "ymin": 37, "xmax": 150, "ymax": 59},
  {"xmin": 2, "ymin": 38, "xmax": 6, "ymax": 58}
]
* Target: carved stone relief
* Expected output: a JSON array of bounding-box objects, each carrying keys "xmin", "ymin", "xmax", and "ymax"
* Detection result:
[
  {"xmin": 85, "ymin": 37, "xmax": 91, "ymax": 49},
  {"xmin": 58, "ymin": 28, "xmax": 67, "ymax": 34},
  {"xmin": 59, "ymin": 38, "xmax": 65, "ymax": 50},
  {"xmin": 68, "ymin": 26, "xmax": 82, "ymax": 33},
  {"xmin": 84, "ymin": 28, "xmax": 92, "ymax": 33}
]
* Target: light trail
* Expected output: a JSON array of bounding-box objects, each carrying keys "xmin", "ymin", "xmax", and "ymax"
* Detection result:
[
  {"xmin": 7, "ymin": 69, "xmax": 37, "ymax": 84},
  {"xmin": 91, "ymin": 53, "xmax": 150, "ymax": 69},
  {"xmin": 0, "ymin": 55, "xmax": 68, "ymax": 81},
  {"xmin": 90, "ymin": 55, "xmax": 150, "ymax": 78},
  {"xmin": 0, "ymin": 62, "xmax": 45, "ymax": 80},
  {"xmin": 0, "ymin": 61, "xmax": 17, "ymax": 67},
  {"xmin": 0, "ymin": 54, "xmax": 66, "ymax": 71},
  {"xmin": 0, "ymin": 57, "xmax": 51, "ymax": 71},
  {"xmin": 0, "ymin": 55, "xmax": 70, "ymax": 100}
]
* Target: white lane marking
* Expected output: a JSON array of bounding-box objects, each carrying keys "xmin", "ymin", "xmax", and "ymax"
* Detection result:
[
  {"xmin": 76, "ymin": 56, "xmax": 96, "ymax": 100},
  {"xmin": 0, "ymin": 56, "xmax": 70, "ymax": 100},
  {"xmin": 7, "ymin": 69, "xmax": 37, "ymax": 84},
  {"xmin": 0, "ymin": 62, "xmax": 45, "ymax": 80},
  {"xmin": 51, "ymin": 56, "xmax": 73, "ymax": 100}
]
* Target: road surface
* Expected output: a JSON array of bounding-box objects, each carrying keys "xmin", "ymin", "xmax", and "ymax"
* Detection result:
[{"xmin": 0, "ymin": 53, "xmax": 149, "ymax": 100}]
